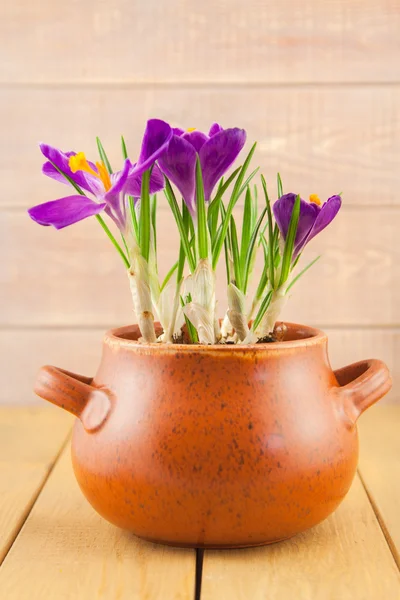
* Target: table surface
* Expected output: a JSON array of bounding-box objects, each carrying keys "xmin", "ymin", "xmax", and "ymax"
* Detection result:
[{"xmin": 0, "ymin": 406, "xmax": 399, "ymax": 600}]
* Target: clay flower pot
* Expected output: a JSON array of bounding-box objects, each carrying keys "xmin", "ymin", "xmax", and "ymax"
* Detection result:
[{"xmin": 34, "ymin": 322, "xmax": 391, "ymax": 548}]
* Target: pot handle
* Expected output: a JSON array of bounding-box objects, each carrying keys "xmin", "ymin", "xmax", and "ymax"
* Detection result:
[
  {"xmin": 34, "ymin": 365, "xmax": 111, "ymax": 432},
  {"xmin": 334, "ymin": 359, "xmax": 392, "ymax": 423}
]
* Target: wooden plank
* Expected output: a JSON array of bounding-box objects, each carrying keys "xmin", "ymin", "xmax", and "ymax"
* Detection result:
[
  {"xmin": 1, "ymin": 1, "xmax": 400, "ymax": 83},
  {"xmin": 0, "ymin": 445, "xmax": 195, "ymax": 599},
  {"xmin": 359, "ymin": 406, "xmax": 400, "ymax": 568},
  {"xmin": 1, "ymin": 86, "xmax": 399, "ymax": 208},
  {"xmin": 2, "ymin": 206, "xmax": 399, "ymax": 327},
  {"xmin": 0, "ymin": 328, "xmax": 397, "ymax": 406},
  {"xmin": 201, "ymin": 476, "xmax": 400, "ymax": 600},
  {"xmin": 0, "ymin": 330, "xmax": 103, "ymax": 405},
  {"xmin": 0, "ymin": 407, "xmax": 73, "ymax": 564}
]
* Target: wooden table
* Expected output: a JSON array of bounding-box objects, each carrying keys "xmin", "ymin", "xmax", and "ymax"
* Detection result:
[{"xmin": 0, "ymin": 406, "xmax": 399, "ymax": 599}]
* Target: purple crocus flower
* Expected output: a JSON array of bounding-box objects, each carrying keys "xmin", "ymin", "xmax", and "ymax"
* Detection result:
[
  {"xmin": 28, "ymin": 119, "xmax": 172, "ymax": 231},
  {"xmin": 158, "ymin": 123, "xmax": 246, "ymax": 215},
  {"xmin": 273, "ymin": 193, "xmax": 342, "ymax": 258}
]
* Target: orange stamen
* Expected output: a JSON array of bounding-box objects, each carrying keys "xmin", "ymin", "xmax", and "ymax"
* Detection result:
[
  {"xmin": 95, "ymin": 161, "xmax": 112, "ymax": 191},
  {"xmin": 309, "ymin": 194, "xmax": 321, "ymax": 206}
]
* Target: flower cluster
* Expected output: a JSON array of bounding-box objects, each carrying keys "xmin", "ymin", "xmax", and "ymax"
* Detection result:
[{"xmin": 29, "ymin": 119, "xmax": 341, "ymax": 344}]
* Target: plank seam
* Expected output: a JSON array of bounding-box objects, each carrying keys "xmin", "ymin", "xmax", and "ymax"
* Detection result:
[
  {"xmin": 1, "ymin": 81, "xmax": 400, "ymax": 90},
  {"xmin": 0, "ymin": 430, "xmax": 72, "ymax": 569},
  {"xmin": 357, "ymin": 468, "xmax": 400, "ymax": 571}
]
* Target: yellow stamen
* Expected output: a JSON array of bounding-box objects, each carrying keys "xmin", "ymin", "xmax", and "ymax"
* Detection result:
[
  {"xmin": 68, "ymin": 152, "xmax": 97, "ymax": 177},
  {"xmin": 68, "ymin": 153, "xmax": 112, "ymax": 192},
  {"xmin": 186, "ymin": 127, "xmax": 196, "ymax": 132},
  {"xmin": 95, "ymin": 161, "xmax": 112, "ymax": 191},
  {"xmin": 309, "ymin": 194, "xmax": 321, "ymax": 206}
]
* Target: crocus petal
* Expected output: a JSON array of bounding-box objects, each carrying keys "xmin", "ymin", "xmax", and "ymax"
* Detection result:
[
  {"xmin": 208, "ymin": 123, "xmax": 224, "ymax": 137},
  {"xmin": 172, "ymin": 127, "xmax": 185, "ymax": 136},
  {"xmin": 273, "ymin": 193, "xmax": 319, "ymax": 251},
  {"xmin": 182, "ymin": 131, "xmax": 209, "ymax": 153},
  {"xmin": 134, "ymin": 119, "xmax": 173, "ymax": 175},
  {"xmin": 28, "ymin": 195, "xmax": 105, "ymax": 230},
  {"xmin": 40, "ymin": 144, "xmax": 101, "ymax": 196},
  {"xmin": 298, "ymin": 195, "xmax": 342, "ymax": 252},
  {"xmin": 157, "ymin": 134, "xmax": 197, "ymax": 214},
  {"xmin": 125, "ymin": 164, "xmax": 165, "ymax": 198},
  {"xmin": 199, "ymin": 128, "xmax": 247, "ymax": 201},
  {"xmin": 102, "ymin": 159, "xmax": 132, "ymax": 230}
]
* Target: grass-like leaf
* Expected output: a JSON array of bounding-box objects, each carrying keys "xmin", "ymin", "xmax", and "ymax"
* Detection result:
[
  {"xmin": 212, "ymin": 142, "xmax": 257, "ymax": 270},
  {"xmin": 277, "ymin": 172, "xmax": 283, "ymax": 197},
  {"xmin": 161, "ymin": 261, "xmax": 179, "ymax": 292},
  {"xmin": 139, "ymin": 169, "xmax": 151, "ymax": 262},
  {"xmin": 240, "ymin": 186, "xmax": 252, "ymax": 276},
  {"xmin": 278, "ymin": 194, "xmax": 300, "ymax": 287},
  {"xmin": 164, "ymin": 178, "xmax": 196, "ymax": 273},
  {"xmin": 242, "ymin": 206, "xmax": 267, "ymax": 293},
  {"xmin": 252, "ymin": 290, "xmax": 273, "ymax": 331},
  {"xmin": 121, "ymin": 135, "xmax": 128, "ymax": 160},
  {"xmin": 180, "ymin": 294, "xmax": 199, "ymax": 343},
  {"xmin": 230, "ymin": 216, "xmax": 242, "ymax": 289},
  {"xmin": 151, "ymin": 194, "xmax": 157, "ymax": 254},
  {"xmin": 285, "ymin": 255, "xmax": 321, "ymax": 293},
  {"xmin": 261, "ymin": 175, "xmax": 276, "ymax": 290},
  {"xmin": 96, "ymin": 137, "xmax": 113, "ymax": 174},
  {"xmin": 195, "ymin": 157, "xmax": 209, "ymax": 260}
]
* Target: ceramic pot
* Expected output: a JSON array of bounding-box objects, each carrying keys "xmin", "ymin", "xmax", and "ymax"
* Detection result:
[{"xmin": 34, "ymin": 322, "xmax": 391, "ymax": 548}]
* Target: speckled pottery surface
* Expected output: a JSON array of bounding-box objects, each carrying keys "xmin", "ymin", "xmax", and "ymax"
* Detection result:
[{"xmin": 34, "ymin": 322, "xmax": 391, "ymax": 548}]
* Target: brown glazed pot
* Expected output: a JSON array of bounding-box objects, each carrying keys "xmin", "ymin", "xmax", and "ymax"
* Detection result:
[{"xmin": 34, "ymin": 322, "xmax": 391, "ymax": 548}]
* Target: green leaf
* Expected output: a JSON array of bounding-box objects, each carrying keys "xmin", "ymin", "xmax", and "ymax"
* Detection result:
[
  {"xmin": 240, "ymin": 186, "xmax": 253, "ymax": 276},
  {"xmin": 47, "ymin": 158, "xmax": 129, "ymax": 268},
  {"xmin": 96, "ymin": 137, "xmax": 113, "ymax": 174},
  {"xmin": 242, "ymin": 206, "xmax": 267, "ymax": 294},
  {"xmin": 164, "ymin": 178, "xmax": 196, "ymax": 273},
  {"xmin": 139, "ymin": 169, "xmax": 151, "ymax": 262},
  {"xmin": 128, "ymin": 196, "xmax": 139, "ymax": 239},
  {"xmin": 150, "ymin": 194, "xmax": 157, "ymax": 258},
  {"xmin": 278, "ymin": 194, "xmax": 301, "ymax": 287},
  {"xmin": 121, "ymin": 135, "xmax": 128, "ymax": 160},
  {"xmin": 277, "ymin": 172, "xmax": 283, "ymax": 197},
  {"xmin": 195, "ymin": 157, "xmax": 209, "ymax": 260},
  {"xmin": 161, "ymin": 261, "xmax": 179, "ymax": 292},
  {"xmin": 230, "ymin": 216, "xmax": 242, "ymax": 289},
  {"xmin": 285, "ymin": 255, "xmax": 321, "ymax": 293},
  {"xmin": 237, "ymin": 167, "xmax": 260, "ymax": 200},
  {"xmin": 208, "ymin": 167, "xmax": 241, "ymax": 216},
  {"xmin": 212, "ymin": 142, "xmax": 257, "ymax": 270},
  {"xmin": 252, "ymin": 290, "xmax": 273, "ymax": 331},
  {"xmin": 177, "ymin": 201, "xmax": 191, "ymax": 282},
  {"xmin": 261, "ymin": 175, "xmax": 276, "ymax": 290},
  {"xmin": 180, "ymin": 294, "xmax": 199, "ymax": 343}
]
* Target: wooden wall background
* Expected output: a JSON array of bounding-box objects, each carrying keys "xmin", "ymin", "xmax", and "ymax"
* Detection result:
[{"xmin": 1, "ymin": 0, "xmax": 399, "ymax": 404}]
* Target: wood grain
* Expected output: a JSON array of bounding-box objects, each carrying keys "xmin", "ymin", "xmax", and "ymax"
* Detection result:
[
  {"xmin": 1, "ymin": 86, "xmax": 399, "ymax": 208},
  {"xmin": 2, "ymin": 207, "xmax": 399, "ymax": 327},
  {"xmin": 1, "ymin": 328, "xmax": 398, "ymax": 405},
  {"xmin": 359, "ymin": 406, "xmax": 400, "ymax": 567},
  {"xmin": 0, "ymin": 407, "xmax": 73, "ymax": 564},
  {"xmin": 201, "ymin": 476, "xmax": 400, "ymax": 600},
  {"xmin": 0, "ymin": 445, "xmax": 195, "ymax": 600},
  {"xmin": 1, "ymin": 0, "xmax": 400, "ymax": 83}
]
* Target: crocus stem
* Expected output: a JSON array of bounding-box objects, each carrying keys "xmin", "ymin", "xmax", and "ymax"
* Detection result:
[
  {"xmin": 254, "ymin": 285, "xmax": 288, "ymax": 339},
  {"xmin": 164, "ymin": 278, "xmax": 183, "ymax": 343},
  {"xmin": 220, "ymin": 311, "xmax": 234, "ymax": 338},
  {"xmin": 126, "ymin": 240, "xmax": 157, "ymax": 343}
]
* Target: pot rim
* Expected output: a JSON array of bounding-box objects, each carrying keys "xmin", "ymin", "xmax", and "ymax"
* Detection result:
[{"xmin": 104, "ymin": 321, "xmax": 327, "ymax": 353}]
